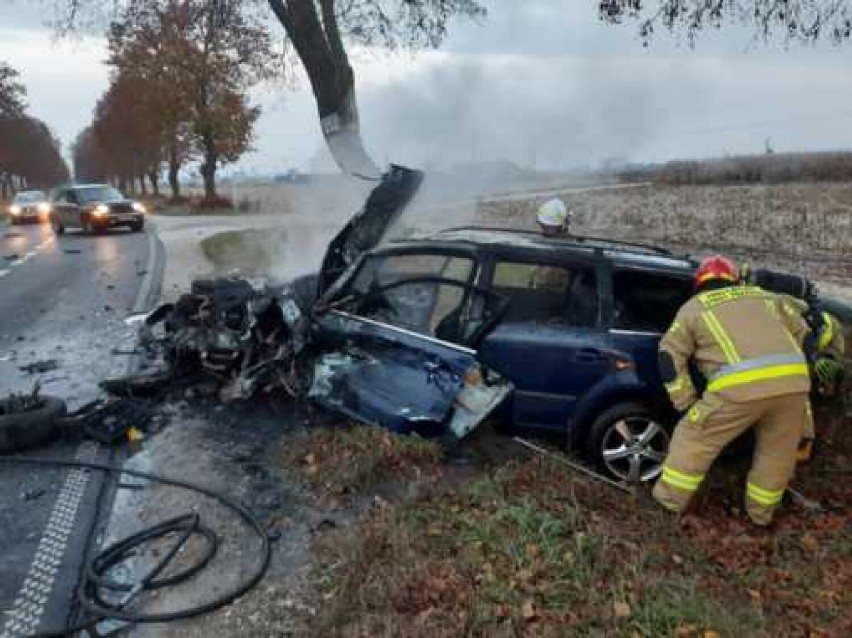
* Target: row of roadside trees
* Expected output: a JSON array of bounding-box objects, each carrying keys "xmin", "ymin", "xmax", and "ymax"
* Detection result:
[
  {"xmin": 74, "ymin": 1, "xmax": 275, "ymax": 202},
  {"xmin": 0, "ymin": 61, "xmax": 70, "ymax": 199}
]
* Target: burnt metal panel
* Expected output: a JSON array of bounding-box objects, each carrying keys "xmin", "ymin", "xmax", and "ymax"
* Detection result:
[{"xmin": 317, "ymin": 165, "xmax": 424, "ymax": 297}]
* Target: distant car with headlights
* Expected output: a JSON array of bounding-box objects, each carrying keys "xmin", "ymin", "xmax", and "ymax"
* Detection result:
[
  {"xmin": 50, "ymin": 184, "xmax": 146, "ymax": 236},
  {"xmin": 8, "ymin": 191, "xmax": 51, "ymax": 224}
]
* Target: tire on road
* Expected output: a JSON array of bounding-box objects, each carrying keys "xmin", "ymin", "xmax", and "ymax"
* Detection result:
[
  {"xmin": 51, "ymin": 216, "xmax": 65, "ymax": 236},
  {"xmin": 129, "ymin": 221, "xmax": 144, "ymax": 233},
  {"xmin": 0, "ymin": 396, "xmax": 67, "ymax": 453}
]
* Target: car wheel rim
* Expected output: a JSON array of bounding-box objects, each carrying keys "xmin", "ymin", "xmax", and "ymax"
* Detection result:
[{"xmin": 601, "ymin": 416, "xmax": 670, "ymax": 484}]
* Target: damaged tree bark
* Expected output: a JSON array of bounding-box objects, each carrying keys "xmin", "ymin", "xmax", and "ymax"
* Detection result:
[{"xmin": 268, "ymin": 0, "xmax": 380, "ymax": 180}]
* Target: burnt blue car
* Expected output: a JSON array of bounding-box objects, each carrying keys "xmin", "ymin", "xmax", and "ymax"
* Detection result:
[
  {"xmin": 133, "ymin": 165, "xmax": 851, "ymax": 484},
  {"xmin": 317, "ymin": 219, "xmax": 697, "ymax": 482},
  {"xmin": 311, "ymin": 167, "xmax": 850, "ymax": 483}
]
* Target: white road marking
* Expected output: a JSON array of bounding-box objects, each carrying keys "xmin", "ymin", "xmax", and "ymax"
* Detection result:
[
  {"xmin": 0, "ymin": 235, "xmax": 55, "ymax": 277},
  {"xmin": 0, "ymin": 442, "xmax": 100, "ymax": 638},
  {"xmin": 132, "ymin": 231, "xmax": 159, "ymax": 314}
]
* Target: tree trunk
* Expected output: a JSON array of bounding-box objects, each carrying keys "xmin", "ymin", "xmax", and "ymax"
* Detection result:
[
  {"xmin": 268, "ymin": 0, "xmax": 379, "ymax": 179},
  {"xmin": 200, "ymin": 136, "xmax": 217, "ymax": 201},
  {"xmin": 139, "ymin": 175, "xmax": 147, "ymax": 196},
  {"xmin": 148, "ymin": 170, "xmax": 159, "ymax": 196},
  {"xmin": 168, "ymin": 149, "xmax": 181, "ymax": 199}
]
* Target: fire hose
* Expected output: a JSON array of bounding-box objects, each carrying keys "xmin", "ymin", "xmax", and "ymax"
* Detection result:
[{"xmin": 0, "ymin": 455, "xmax": 272, "ymax": 637}]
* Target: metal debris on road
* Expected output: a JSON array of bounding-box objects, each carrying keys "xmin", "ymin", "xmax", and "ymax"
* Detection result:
[
  {"xmin": 787, "ymin": 486, "xmax": 823, "ymax": 513},
  {"xmin": 18, "ymin": 359, "xmax": 59, "ymax": 374},
  {"xmin": 102, "ymin": 167, "xmax": 511, "ymax": 442},
  {"xmin": 59, "ymin": 398, "xmax": 158, "ymax": 445}
]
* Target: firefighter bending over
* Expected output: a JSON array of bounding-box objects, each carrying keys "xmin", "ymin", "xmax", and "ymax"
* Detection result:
[{"xmin": 653, "ymin": 255, "xmax": 811, "ymax": 526}]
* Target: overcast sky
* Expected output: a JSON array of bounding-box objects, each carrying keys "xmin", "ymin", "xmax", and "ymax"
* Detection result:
[{"xmin": 1, "ymin": 0, "xmax": 851, "ymax": 175}]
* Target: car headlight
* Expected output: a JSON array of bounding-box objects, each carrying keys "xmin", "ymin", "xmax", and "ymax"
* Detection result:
[
  {"xmin": 93, "ymin": 204, "xmax": 109, "ymax": 217},
  {"xmin": 38, "ymin": 202, "xmax": 52, "ymax": 214},
  {"xmin": 132, "ymin": 202, "xmax": 146, "ymax": 214},
  {"xmin": 9, "ymin": 205, "xmax": 21, "ymax": 215}
]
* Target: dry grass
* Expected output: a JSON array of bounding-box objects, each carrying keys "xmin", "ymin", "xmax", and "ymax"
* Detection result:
[
  {"xmin": 294, "ymin": 400, "xmax": 851, "ymax": 637},
  {"xmin": 475, "ymin": 182, "xmax": 852, "ymax": 257},
  {"xmin": 457, "ymin": 181, "xmax": 852, "ymax": 288},
  {"xmin": 651, "ymin": 152, "xmax": 852, "ymax": 185},
  {"xmin": 278, "ymin": 425, "xmax": 444, "ymax": 501}
]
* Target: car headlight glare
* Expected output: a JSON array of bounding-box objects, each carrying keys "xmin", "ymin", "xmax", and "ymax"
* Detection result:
[
  {"xmin": 38, "ymin": 202, "xmax": 51, "ymax": 214},
  {"xmin": 9, "ymin": 205, "xmax": 21, "ymax": 215},
  {"xmin": 94, "ymin": 204, "xmax": 109, "ymax": 216},
  {"xmin": 132, "ymin": 202, "xmax": 146, "ymax": 214}
]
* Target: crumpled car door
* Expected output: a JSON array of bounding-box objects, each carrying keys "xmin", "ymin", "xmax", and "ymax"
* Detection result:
[{"xmin": 309, "ymin": 285, "xmax": 511, "ymax": 440}]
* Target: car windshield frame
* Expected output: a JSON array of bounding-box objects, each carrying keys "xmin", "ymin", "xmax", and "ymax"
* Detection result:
[
  {"xmin": 13, "ymin": 191, "xmax": 47, "ymax": 204},
  {"xmin": 74, "ymin": 186, "xmax": 124, "ymax": 204}
]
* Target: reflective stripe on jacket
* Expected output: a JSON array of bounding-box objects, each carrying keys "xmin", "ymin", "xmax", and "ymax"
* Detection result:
[{"xmin": 660, "ymin": 286, "xmax": 811, "ymax": 408}]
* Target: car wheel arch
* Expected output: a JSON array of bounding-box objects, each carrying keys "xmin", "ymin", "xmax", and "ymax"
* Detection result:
[{"xmin": 566, "ymin": 383, "xmax": 668, "ymax": 449}]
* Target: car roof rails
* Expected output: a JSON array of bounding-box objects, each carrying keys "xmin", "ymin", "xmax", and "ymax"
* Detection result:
[{"xmin": 433, "ymin": 226, "xmax": 674, "ymax": 257}]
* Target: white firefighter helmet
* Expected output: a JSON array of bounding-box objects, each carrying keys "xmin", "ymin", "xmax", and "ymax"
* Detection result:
[{"xmin": 536, "ymin": 198, "xmax": 571, "ymax": 236}]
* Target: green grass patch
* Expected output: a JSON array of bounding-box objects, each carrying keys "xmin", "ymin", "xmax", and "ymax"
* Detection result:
[{"xmin": 200, "ymin": 228, "xmax": 288, "ymax": 275}]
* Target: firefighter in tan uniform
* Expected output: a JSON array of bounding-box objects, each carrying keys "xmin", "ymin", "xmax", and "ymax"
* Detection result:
[
  {"xmin": 653, "ymin": 256, "xmax": 811, "ymax": 526},
  {"xmin": 779, "ymin": 295, "xmax": 846, "ymax": 460}
]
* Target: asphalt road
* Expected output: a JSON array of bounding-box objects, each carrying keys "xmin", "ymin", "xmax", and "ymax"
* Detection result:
[{"xmin": 0, "ymin": 220, "xmax": 163, "ymax": 637}]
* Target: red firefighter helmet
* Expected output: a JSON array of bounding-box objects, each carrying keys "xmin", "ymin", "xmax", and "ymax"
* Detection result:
[{"xmin": 694, "ymin": 255, "xmax": 738, "ymax": 289}]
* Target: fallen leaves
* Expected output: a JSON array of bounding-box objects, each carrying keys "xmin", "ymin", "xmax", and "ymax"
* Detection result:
[
  {"xmin": 613, "ymin": 601, "xmax": 631, "ymax": 620},
  {"xmin": 801, "ymin": 532, "xmax": 819, "ymax": 553},
  {"xmin": 296, "ymin": 406, "xmax": 852, "ymax": 638}
]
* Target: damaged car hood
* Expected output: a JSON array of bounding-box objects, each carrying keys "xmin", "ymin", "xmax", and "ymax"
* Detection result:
[{"xmin": 317, "ymin": 165, "xmax": 424, "ymax": 297}]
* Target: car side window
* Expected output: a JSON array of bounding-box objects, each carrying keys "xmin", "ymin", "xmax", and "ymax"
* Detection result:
[
  {"xmin": 348, "ymin": 253, "xmax": 474, "ymax": 295},
  {"xmin": 492, "ymin": 261, "xmax": 598, "ymax": 327},
  {"xmin": 52, "ymin": 190, "xmax": 68, "ymax": 204},
  {"xmin": 336, "ymin": 253, "xmax": 481, "ymax": 341},
  {"xmin": 611, "ymin": 270, "xmax": 693, "ymax": 333}
]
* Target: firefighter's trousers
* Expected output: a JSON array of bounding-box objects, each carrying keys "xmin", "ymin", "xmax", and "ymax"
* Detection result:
[{"xmin": 653, "ymin": 392, "xmax": 808, "ymax": 526}]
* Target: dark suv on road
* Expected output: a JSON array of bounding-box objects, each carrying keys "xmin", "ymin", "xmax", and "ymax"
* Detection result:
[
  {"xmin": 319, "ymin": 222, "xmax": 698, "ymax": 483},
  {"xmin": 50, "ymin": 184, "xmax": 146, "ymax": 235}
]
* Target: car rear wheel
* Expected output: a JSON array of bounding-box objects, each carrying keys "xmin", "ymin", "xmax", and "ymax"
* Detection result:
[
  {"xmin": 81, "ymin": 215, "xmax": 94, "ymax": 235},
  {"xmin": 585, "ymin": 402, "xmax": 670, "ymax": 484},
  {"xmin": 129, "ymin": 221, "xmax": 144, "ymax": 232},
  {"xmin": 51, "ymin": 215, "xmax": 65, "ymax": 236}
]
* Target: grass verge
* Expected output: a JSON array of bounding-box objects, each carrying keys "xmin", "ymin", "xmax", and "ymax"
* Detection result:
[
  {"xmin": 283, "ymin": 407, "xmax": 851, "ymax": 637},
  {"xmin": 200, "ymin": 228, "xmax": 289, "ymax": 274}
]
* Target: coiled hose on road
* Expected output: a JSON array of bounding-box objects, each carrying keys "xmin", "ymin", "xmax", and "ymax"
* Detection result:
[{"xmin": 0, "ymin": 455, "xmax": 272, "ymax": 637}]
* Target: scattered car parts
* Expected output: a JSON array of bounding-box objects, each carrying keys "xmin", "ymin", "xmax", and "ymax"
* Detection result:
[
  {"xmin": 107, "ymin": 166, "xmax": 514, "ymax": 442},
  {"xmin": 0, "ymin": 386, "xmax": 66, "ymax": 453}
]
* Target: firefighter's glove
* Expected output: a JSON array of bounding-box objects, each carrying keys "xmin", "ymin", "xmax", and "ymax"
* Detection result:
[{"xmin": 814, "ymin": 357, "xmax": 844, "ymax": 385}]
